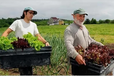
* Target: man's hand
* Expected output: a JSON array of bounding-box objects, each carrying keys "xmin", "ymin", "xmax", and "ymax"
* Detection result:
[
  {"xmin": 75, "ymin": 54, "xmax": 86, "ymax": 65},
  {"xmin": 45, "ymin": 42, "xmax": 50, "ymax": 46}
]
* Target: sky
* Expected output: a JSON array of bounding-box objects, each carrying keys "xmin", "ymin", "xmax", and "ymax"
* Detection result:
[{"xmin": 0, "ymin": 0, "xmax": 114, "ymax": 20}]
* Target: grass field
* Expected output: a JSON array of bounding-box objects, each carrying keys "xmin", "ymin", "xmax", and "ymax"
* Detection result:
[
  {"xmin": 39, "ymin": 24, "xmax": 114, "ymax": 44},
  {"xmin": 34, "ymin": 24, "xmax": 114, "ymax": 44},
  {"xmin": 85, "ymin": 24, "xmax": 114, "ymax": 44},
  {"xmin": 0, "ymin": 24, "xmax": 114, "ymax": 44}
]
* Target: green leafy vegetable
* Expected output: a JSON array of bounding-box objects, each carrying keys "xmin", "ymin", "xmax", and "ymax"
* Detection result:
[
  {"xmin": 23, "ymin": 32, "xmax": 45, "ymax": 51},
  {"xmin": 0, "ymin": 36, "xmax": 17, "ymax": 50}
]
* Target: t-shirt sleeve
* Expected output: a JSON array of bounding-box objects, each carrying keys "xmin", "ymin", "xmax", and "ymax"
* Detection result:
[
  {"xmin": 9, "ymin": 20, "xmax": 18, "ymax": 31},
  {"xmin": 34, "ymin": 23, "xmax": 39, "ymax": 35}
]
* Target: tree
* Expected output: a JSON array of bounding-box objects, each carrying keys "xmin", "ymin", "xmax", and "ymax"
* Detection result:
[
  {"xmin": 104, "ymin": 19, "xmax": 110, "ymax": 24},
  {"xmin": 110, "ymin": 20, "xmax": 114, "ymax": 24},
  {"xmin": 90, "ymin": 18, "xmax": 97, "ymax": 24},
  {"xmin": 84, "ymin": 18, "xmax": 90, "ymax": 24},
  {"xmin": 98, "ymin": 20, "xmax": 104, "ymax": 24}
]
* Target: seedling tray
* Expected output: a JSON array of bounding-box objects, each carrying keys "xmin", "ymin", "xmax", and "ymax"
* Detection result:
[
  {"xmin": 70, "ymin": 57, "xmax": 114, "ymax": 75},
  {"xmin": 0, "ymin": 46, "xmax": 52, "ymax": 69}
]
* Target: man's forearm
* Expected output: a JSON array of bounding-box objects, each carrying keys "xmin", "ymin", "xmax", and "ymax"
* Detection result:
[
  {"xmin": 36, "ymin": 34, "xmax": 47, "ymax": 44},
  {"xmin": 1, "ymin": 32, "xmax": 8, "ymax": 37}
]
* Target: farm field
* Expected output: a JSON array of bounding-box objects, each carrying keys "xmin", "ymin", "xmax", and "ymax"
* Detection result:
[
  {"xmin": 0, "ymin": 24, "xmax": 114, "ymax": 75},
  {"xmin": 41, "ymin": 24, "xmax": 114, "ymax": 44},
  {"xmin": 0, "ymin": 24, "xmax": 113, "ymax": 44}
]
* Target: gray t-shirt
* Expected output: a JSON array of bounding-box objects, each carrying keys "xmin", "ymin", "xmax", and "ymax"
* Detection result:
[
  {"xmin": 9, "ymin": 19, "xmax": 39, "ymax": 38},
  {"xmin": 64, "ymin": 22, "xmax": 103, "ymax": 59}
]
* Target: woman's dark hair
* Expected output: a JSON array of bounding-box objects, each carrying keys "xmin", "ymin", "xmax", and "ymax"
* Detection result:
[{"xmin": 20, "ymin": 10, "xmax": 29, "ymax": 19}]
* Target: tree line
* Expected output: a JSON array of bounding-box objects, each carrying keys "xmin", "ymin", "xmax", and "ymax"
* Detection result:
[
  {"xmin": 0, "ymin": 18, "xmax": 114, "ymax": 28},
  {"xmin": 0, "ymin": 18, "xmax": 49, "ymax": 27},
  {"xmin": 84, "ymin": 18, "xmax": 114, "ymax": 24}
]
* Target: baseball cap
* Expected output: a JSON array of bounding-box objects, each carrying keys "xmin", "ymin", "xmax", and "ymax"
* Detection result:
[
  {"xmin": 73, "ymin": 8, "xmax": 88, "ymax": 15},
  {"xmin": 24, "ymin": 7, "xmax": 37, "ymax": 15}
]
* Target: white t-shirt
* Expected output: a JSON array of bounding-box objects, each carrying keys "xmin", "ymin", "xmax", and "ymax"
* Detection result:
[{"xmin": 9, "ymin": 19, "xmax": 39, "ymax": 38}]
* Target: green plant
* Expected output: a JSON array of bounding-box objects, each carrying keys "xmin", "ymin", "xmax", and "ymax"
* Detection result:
[
  {"xmin": 23, "ymin": 32, "xmax": 45, "ymax": 51},
  {"xmin": 100, "ymin": 38, "xmax": 104, "ymax": 44}
]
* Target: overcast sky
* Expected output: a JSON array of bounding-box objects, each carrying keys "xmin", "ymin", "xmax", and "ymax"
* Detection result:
[{"xmin": 0, "ymin": 0, "xmax": 114, "ymax": 20}]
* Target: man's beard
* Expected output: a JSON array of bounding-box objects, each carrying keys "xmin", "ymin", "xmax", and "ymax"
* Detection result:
[{"xmin": 74, "ymin": 18, "xmax": 84, "ymax": 26}]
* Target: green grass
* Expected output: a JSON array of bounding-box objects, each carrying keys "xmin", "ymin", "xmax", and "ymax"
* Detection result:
[
  {"xmin": 38, "ymin": 24, "xmax": 114, "ymax": 44},
  {"xmin": 85, "ymin": 24, "xmax": 114, "ymax": 44},
  {"xmin": 0, "ymin": 24, "xmax": 114, "ymax": 44},
  {"xmin": 0, "ymin": 27, "xmax": 8, "ymax": 35},
  {"xmin": 38, "ymin": 25, "xmax": 66, "ymax": 36},
  {"xmin": 86, "ymin": 24, "xmax": 114, "ymax": 35}
]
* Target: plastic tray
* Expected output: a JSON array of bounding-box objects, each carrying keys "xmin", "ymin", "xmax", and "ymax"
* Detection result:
[
  {"xmin": 0, "ymin": 46, "xmax": 52, "ymax": 69},
  {"xmin": 70, "ymin": 57, "xmax": 114, "ymax": 75}
]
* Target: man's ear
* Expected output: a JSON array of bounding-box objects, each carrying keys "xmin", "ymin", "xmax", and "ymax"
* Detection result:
[
  {"xmin": 72, "ymin": 14, "xmax": 75, "ymax": 19},
  {"xmin": 71, "ymin": 14, "xmax": 74, "ymax": 16},
  {"xmin": 24, "ymin": 11, "xmax": 27, "ymax": 15}
]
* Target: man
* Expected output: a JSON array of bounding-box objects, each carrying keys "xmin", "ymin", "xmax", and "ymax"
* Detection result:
[
  {"xmin": 2, "ymin": 7, "xmax": 49, "ymax": 46},
  {"xmin": 64, "ymin": 8, "xmax": 103, "ymax": 75},
  {"xmin": 2, "ymin": 7, "xmax": 50, "ymax": 75}
]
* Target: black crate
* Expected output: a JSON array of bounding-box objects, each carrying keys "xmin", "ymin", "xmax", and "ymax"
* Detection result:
[
  {"xmin": 70, "ymin": 57, "xmax": 114, "ymax": 75},
  {"xmin": 0, "ymin": 46, "xmax": 52, "ymax": 69}
]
